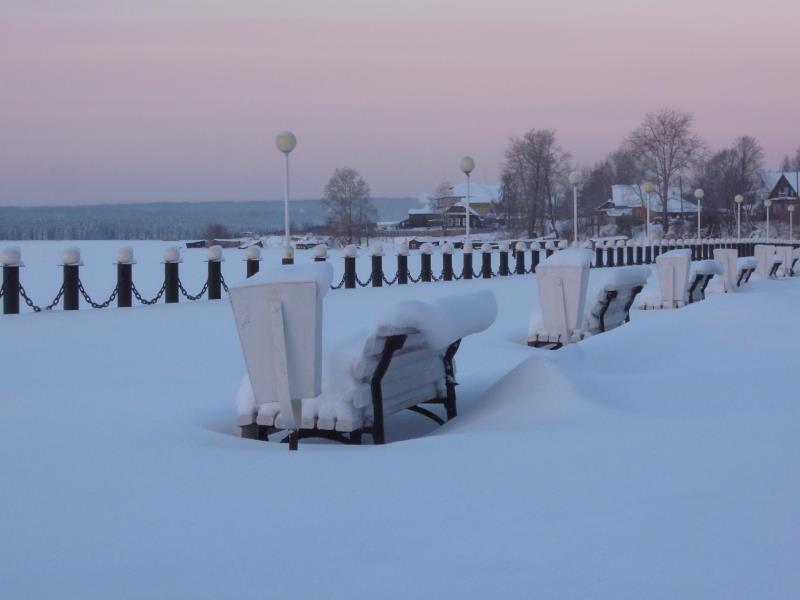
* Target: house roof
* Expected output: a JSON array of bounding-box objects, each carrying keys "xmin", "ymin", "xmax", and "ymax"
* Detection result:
[
  {"xmin": 761, "ymin": 171, "xmax": 800, "ymax": 198},
  {"xmin": 609, "ymin": 184, "xmax": 697, "ymax": 213}
]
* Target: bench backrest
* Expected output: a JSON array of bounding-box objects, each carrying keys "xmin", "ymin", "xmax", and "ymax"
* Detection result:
[
  {"xmin": 230, "ymin": 279, "xmax": 324, "ymax": 429},
  {"xmin": 754, "ymin": 244, "xmax": 776, "ymax": 276}
]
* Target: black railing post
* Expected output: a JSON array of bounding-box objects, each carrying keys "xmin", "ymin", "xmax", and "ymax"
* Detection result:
[
  {"xmin": 462, "ymin": 247, "xmax": 473, "ymax": 280},
  {"xmin": 344, "ymin": 245, "xmax": 357, "ymax": 289},
  {"xmin": 397, "ymin": 243, "xmax": 408, "ymax": 284},
  {"xmin": 545, "ymin": 242, "xmax": 554, "ymax": 258},
  {"xmin": 245, "ymin": 246, "xmax": 262, "ymax": 278},
  {"xmin": 371, "ymin": 244, "xmax": 383, "ymax": 287},
  {"xmin": 653, "ymin": 242, "xmax": 661, "ymax": 261},
  {"xmin": 421, "ymin": 244, "xmax": 432, "ymax": 282},
  {"xmin": 499, "ymin": 243, "xmax": 509, "ymax": 276},
  {"xmin": 626, "ymin": 241, "xmax": 634, "ymax": 265},
  {"xmin": 115, "ymin": 247, "xmax": 133, "ymax": 308},
  {"xmin": 616, "ymin": 242, "xmax": 625, "ymax": 266},
  {"xmin": 207, "ymin": 246, "xmax": 223, "ymax": 300},
  {"xmin": 62, "ymin": 247, "xmax": 81, "ymax": 310},
  {"xmin": 481, "ymin": 244, "xmax": 492, "ymax": 278},
  {"xmin": 442, "ymin": 243, "xmax": 453, "ymax": 281},
  {"xmin": 1, "ymin": 247, "xmax": 21, "ymax": 315},
  {"xmin": 515, "ymin": 242, "xmax": 526, "ymax": 274},
  {"xmin": 163, "ymin": 247, "xmax": 180, "ymax": 303}
]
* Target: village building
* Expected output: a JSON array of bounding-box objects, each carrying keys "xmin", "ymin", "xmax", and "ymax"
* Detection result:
[{"xmin": 596, "ymin": 184, "xmax": 697, "ymax": 223}]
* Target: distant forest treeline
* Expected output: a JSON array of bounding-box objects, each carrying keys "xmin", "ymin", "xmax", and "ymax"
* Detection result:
[{"xmin": 0, "ymin": 198, "xmax": 418, "ymax": 240}]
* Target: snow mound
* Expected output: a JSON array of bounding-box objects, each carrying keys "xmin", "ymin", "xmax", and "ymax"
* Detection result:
[
  {"xmin": 691, "ymin": 260, "xmax": 724, "ymax": 276},
  {"xmin": 233, "ymin": 262, "xmax": 333, "ymax": 296},
  {"xmin": 659, "ymin": 249, "xmax": 692, "ymax": 259},
  {"xmin": 539, "ymin": 247, "xmax": 592, "ymax": 268}
]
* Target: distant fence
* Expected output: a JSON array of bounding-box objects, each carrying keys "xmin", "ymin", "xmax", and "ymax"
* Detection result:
[{"xmin": 1, "ymin": 238, "xmax": 797, "ymax": 315}]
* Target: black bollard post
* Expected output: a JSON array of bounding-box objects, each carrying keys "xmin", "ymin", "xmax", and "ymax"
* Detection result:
[
  {"xmin": 645, "ymin": 244, "xmax": 652, "ymax": 264},
  {"xmin": 481, "ymin": 245, "xmax": 492, "ymax": 279},
  {"xmin": 462, "ymin": 250, "xmax": 473, "ymax": 280},
  {"xmin": 499, "ymin": 245, "xmax": 509, "ymax": 276},
  {"xmin": 595, "ymin": 245, "xmax": 605, "ymax": 268},
  {"xmin": 344, "ymin": 247, "xmax": 357, "ymax": 289},
  {"xmin": 397, "ymin": 246, "xmax": 408, "ymax": 284},
  {"xmin": 62, "ymin": 247, "xmax": 81, "ymax": 310},
  {"xmin": 442, "ymin": 246, "xmax": 453, "ymax": 281},
  {"xmin": 282, "ymin": 245, "xmax": 294, "ymax": 265},
  {"xmin": 207, "ymin": 246, "xmax": 223, "ymax": 300},
  {"xmin": 2, "ymin": 248, "xmax": 21, "ymax": 315},
  {"xmin": 626, "ymin": 242, "xmax": 634, "ymax": 265},
  {"xmin": 653, "ymin": 243, "xmax": 661, "ymax": 260},
  {"xmin": 371, "ymin": 247, "xmax": 383, "ymax": 287},
  {"xmin": 421, "ymin": 247, "xmax": 432, "ymax": 282},
  {"xmin": 115, "ymin": 247, "xmax": 133, "ymax": 308},
  {"xmin": 545, "ymin": 243, "xmax": 554, "ymax": 258},
  {"xmin": 606, "ymin": 244, "xmax": 615, "ymax": 267},
  {"xmin": 245, "ymin": 246, "xmax": 262, "ymax": 277},
  {"xmin": 515, "ymin": 244, "xmax": 526, "ymax": 274},
  {"xmin": 616, "ymin": 243, "xmax": 625, "ymax": 266},
  {"xmin": 530, "ymin": 245, "xmax": 540, "ymax": 272}
]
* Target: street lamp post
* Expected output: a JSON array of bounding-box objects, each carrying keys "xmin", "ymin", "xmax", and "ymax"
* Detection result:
[
  {"xmin": 694, "ymin": 188, "xmax": 704, "ymax": 240},
  {"xmin": 734, "ymin": 194, "xmax": 744, "ymax": 241},
  {"xmin": 789, "ymin": 204, "xmax": 796, "ymax": 240},
  {"xmin": 764, "ymin": 199, "xmax": 772, "ymax": 241},
  {"xmin": 569, "ymin": 171, "xmax": 581, "ymax": 245},
  {"xmin": 643, "ymin": 181, "xmax": 655, "ymax": 239},
  {"xmin": 275, "ymin": 131, "xmax": 297, "ymax": 264},
  {"xmin": 459, "ymin": 156, "xmax": 475, "ymax": 279}
]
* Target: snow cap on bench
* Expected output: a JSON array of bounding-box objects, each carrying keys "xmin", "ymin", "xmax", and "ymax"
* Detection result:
[{"xmin": 374, "ymin": 290, "xmax": 497, "ymax": 350}]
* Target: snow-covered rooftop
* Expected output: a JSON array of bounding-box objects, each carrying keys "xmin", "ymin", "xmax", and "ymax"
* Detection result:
[
  {"xmin": 607, "ymin": 184, "xmax": 697, "ymax": 213},
  {"xmin": 445, "ymin": 182, "xmax": 501, "ymax": 204}
]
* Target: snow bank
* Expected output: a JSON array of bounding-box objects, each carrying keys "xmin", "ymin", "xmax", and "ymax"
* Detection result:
[
  {"xmin": 659, "ymin": 248, "xmax": 692, "ymax": 259},
  {"xmin": 737, "ymin": 257, "xmax": 758, "ymax": 270},
  {"xmin": 375, "ymin": 290, "xmax": 497, "ymax": 350},
  {"xmin": 232, "ymin": 262, "xmax": 333, "ymax": 296}
]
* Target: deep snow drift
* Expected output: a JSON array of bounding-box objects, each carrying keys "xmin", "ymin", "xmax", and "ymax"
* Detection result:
[{"xmin": 1, "ymin": 242, "xmax": 800, "ymax": 599}]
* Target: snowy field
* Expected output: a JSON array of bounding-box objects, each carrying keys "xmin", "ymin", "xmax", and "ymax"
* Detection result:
[{"xmin": 2, "ymin": 241, "xmax": 800, "ymax": 598}]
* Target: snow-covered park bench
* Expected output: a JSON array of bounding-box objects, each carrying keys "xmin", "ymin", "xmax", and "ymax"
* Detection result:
[
  {"xmin": 229, "ymin": 263, "xmax": 497, "ymax": 449},
  {"xmin": 736, "ymin": 257, "xmax": 758, "ymax": 287},
  {"xmin": 526, "ymin": 248, "xmax": 649, "ymax": 348},
  {"xmin": 688, "ymin": 260, "xmax": 723, "ymax": 303}
]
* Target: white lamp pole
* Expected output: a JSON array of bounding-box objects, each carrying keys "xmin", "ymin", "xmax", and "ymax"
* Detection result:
[
  {"xmin": 275, "ymin": 131, "xmax": 297, "ymax": 263},
  {"xmin": 460, "ymin": 156, "xmax": 475, "ymax": 249},
  {"xmin": 789, "ymin": 204, "xmax": 795, "ymax": 240},
  {"xmin": 569, "ymin": 171, "xmax": 581, "ymax": 245},
  {"xmin": 764, "ymin": 199, "xmax": 772, "ymax": 241},
  {"xmin": 734, "ymin": 194, "xmax": 744, "ymax": 241},
  {"xmin": 643, "ymin": 181, "xmax": 654, "ymax": 239},
  {"xmin": 694, "ymin": 188, "xmax": 704, "ymax": 239}
]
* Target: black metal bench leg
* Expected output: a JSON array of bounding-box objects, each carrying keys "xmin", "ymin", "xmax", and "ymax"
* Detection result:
[
  {"xmin": 288, "ymin": 430, "xmax": 299, "ymax": 451},
  {"xmin": 350, "ymin": 430, "xmax": 363, "ymax": 445},
  {"xmin": 443, "ymin": 340, "xmax": 461, "ymax": 420}
]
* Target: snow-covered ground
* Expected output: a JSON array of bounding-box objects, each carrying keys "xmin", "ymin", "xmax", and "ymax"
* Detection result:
[{"xmin": 2, "ymin": 241, "xmax": 800, "ymax": 598}]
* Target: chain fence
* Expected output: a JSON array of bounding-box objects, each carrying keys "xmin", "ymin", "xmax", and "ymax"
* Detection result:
[
  {"xmin": 178, "ymin": 279, "xmax": 209, "ymax": 301},
  {"xmin": 78, "ymin": 281, "xmax": 118, "ymax": 309},
  {"xmin": 132, "ymin": 282, "xmax": 166, "ymax": 305}
]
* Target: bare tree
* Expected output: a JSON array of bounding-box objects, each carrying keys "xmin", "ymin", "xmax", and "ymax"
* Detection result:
[
  {"xmin": 500, "ymin": 129, "xmax": 570, "ymax": 237},
  {"xmin": 627, "ymin": 108, "xmax": 706, "ymax": 229},
  {"xmin": 321, "ymin": 167, "xmax": 376, "ymax": 245},
  {"xmin": 694, "ymin": 136, "xmax": 764, "ymax": 235}
]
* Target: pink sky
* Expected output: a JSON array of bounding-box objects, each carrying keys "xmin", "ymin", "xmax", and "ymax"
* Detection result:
[{"xmin": 1, "ymin": 0, "xmax": 798, "ymax": 205}]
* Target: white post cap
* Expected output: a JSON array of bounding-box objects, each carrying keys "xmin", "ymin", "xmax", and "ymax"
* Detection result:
[
  {"xmin": 206, "ymin": 245, "xmax": 224, "ymax": 262},
  {"xmin": 244, "ymin": 245, "xmax": 262, "ymax": 261},
  {"xmin": 545, "ymin": 241, "xmax": 555, "ymax": 249},
  {"xmin": 442, "ymin": 242, "xmax": 454, "ymax": 254},
  {"xmin": 62, "ymin": 247, "xmax": 83, "ymax": 266},
  {"xmin": 420, "ymin": 243, "xmax": 433, "ymax": 255},
  {"xmin": 370, "ymin": 242, "xmax": 384, "ymax": 257},
  {"xmin": 515, "ymin": 241, "xmax": 527, "ymax": 253},
  {"xmin": 0, "ymin": 247, "xmax": 22, "ymax": 267},
  {"xmin": 395, "ymin": 242, "xmax": 409, "ymax": 256},
  {"xmin": 462, "ymin": 240, "xmax": 473, "ymax": 253},
  {"xmin": 163, "ymin": 246, "xmax": 182, "ymax": 263},
  {"xmin": 626, "ymin": 240, "xmax": 634, "ymax": 247},
  {"xmin": 282, "ymin": 245, "xmax": 294, "ymax": 260},
  {"xmin": 343, "ymin": 244, "xmax": 358, "ymax": 258},
  {"xmin": 115, "ymin": 246, "xmax": 135, "ymax": 265},
  {"xmin": 499, "ymin": 242, "xmax": 510, "ymax": 252},
  {"xmin": 558, "ymin": 240, "xmax": 568, "ymax": 249},
  {"xmin": 480, "ymin": 243, "xmax": 492, "ymax": 253}
]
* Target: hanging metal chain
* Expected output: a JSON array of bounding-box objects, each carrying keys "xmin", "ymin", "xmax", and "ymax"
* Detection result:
[
  {"xmin": 18, "ymin": 283, "xmax": 63, "ymax": 312},
  {"xmin": 452, "ymin": 272, "xmax": 462, "ymax": 281},
  {"xmin": 132, "ymin": 282, "xmax": 166, "ymax": 305},
  {"xmin": 382, "ymin": 272, "xmax": 398, "ymax": 285},
  {"xmin": 330, "ymin": 274, "xmax": 346, "ymax": 290},
  {"xmin": 355, "ymin": 274, "xmax": 371, "ymax": 287},
  {"xmin": 78, "ymin": 280, "xmax": 118, "ymax": 309},
  {"xmin": 220, "ymin": 275, "xmax": 229, "ymax": 293},
  {"xmin": 430, "ymin": 272, "xmax": 441, "ymax": 282},
  {"xmin": 178, "ymin": 279, "xmax": 208, "ymax": 301},
  {"xmin": 0, "ymin": 281, "xmax": 4, "ymax": 299},
  {"xmin": 407, "ymin": 270, "xmax": 421, "ymax": 283}
]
